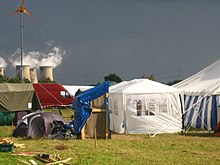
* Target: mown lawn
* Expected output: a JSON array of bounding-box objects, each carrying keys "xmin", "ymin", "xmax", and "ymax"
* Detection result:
[{"xmin": 0, "ymin": 125, "xmax": 220, "ymax": 165}]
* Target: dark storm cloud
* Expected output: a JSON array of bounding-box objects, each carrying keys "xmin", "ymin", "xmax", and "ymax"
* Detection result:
[{"xmin": 1, "ymin": 0, "xmax": 220, "ymax": 84}]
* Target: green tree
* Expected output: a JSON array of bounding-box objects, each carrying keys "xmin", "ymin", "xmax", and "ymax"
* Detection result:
[
  {"xmin": 7, "ymin": 77, "xmax": 21, "ymax": 83},
  {"xmin": 23, "ymin": 78, "xmax": 31, "ymax": 83},
  {"xmin": 38, "ymin": 77, "xmax": 56, "ymax": 83},
  {"xmin": 104, "ymin": 74, "xmax": 122, "ymax": 83},
  {"xmin": 0, "ymin": 75, "xmax": 9, "ymax": 83},
  {"xmin": 0, "ymin": 75, "xmax": 31, "ymax": 83},
  {"xmin": 167, "ymin": 80, "xmax": 182, "ymax": 86}
]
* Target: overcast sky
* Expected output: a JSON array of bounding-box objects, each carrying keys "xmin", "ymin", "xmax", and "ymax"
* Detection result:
[{"xmin": 1, "ymin": 0, "xmax": 220, "ymax": 85}]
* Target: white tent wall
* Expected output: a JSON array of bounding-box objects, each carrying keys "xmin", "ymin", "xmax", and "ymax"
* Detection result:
[
  {"xmin": 109, "ymin": 93, "xmax": 125, "ymax": 134},
  {"xmin": 124, "ymin": 93, "xmax": 182, "ymax": 134},
  {"xmin": 109, "ymin": 79, "xmax": 183, "ymax": 136}
]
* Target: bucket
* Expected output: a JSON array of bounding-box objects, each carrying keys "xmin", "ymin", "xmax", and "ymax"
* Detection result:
[{"xmin": 0, "ymin": 144, "xmax": 14, "ymax": 152}]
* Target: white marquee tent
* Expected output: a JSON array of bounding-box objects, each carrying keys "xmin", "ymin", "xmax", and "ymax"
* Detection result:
[
  {"xmin": 174, "ymin": 59, "xmax": 220, "ymax": 131},
  {"xmin": 109, "ymin": 79, "xmax": 183, "ymax": 136}
]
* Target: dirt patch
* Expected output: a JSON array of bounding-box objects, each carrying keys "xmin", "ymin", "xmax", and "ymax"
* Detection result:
[{"xmin": 54, "ymin": 144, "xmax": 68, "ymax": 150}]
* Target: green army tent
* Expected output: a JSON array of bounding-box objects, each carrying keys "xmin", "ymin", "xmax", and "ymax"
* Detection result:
[
  {"xmin": 0, "ymin": 83, "xmax": 41, "ymax": 125},
  {"xmin": 0, "ymin": 83, "xmax": 41, "ymax": 112}
]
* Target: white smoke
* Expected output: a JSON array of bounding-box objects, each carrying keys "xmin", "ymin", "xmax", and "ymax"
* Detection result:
[
  {"xmin": 9, "ymin": 46, "xmax": 66, "ymax": 68},
  {"xmin": 0, "ymin": 56, "xmax": 8, "ymax": 68}
]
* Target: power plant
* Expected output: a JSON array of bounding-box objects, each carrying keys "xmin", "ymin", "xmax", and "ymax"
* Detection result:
[
  {"xmin": 0, "ymin": 67, "xmax": 4, "ymax": 76},
  {"xmin": 16, "ymin": 65, "xmax": 31, "ymax": 81},
  {"xmin": 13, "ymin": 65, "xmax": 54, "ymax": 82},
  {"xmin": 39, "ymin": 66, "xmax": 54, "ymax": 82},
  {"xmin": 30, "ymin": 67, "xmax": 38, "ymax": 83}
]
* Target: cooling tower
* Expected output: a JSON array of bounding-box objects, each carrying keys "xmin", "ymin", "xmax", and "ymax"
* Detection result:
[
  {"xmin": 0, "ymin": 67, "xmax": 4, "ymax": 76},
  {"xmin": 39, "ymin": 66, "xmax": 54, "ymax": 81},
  {"xmin": 30, "ymin": 67, "xmax": 38, "ymax": 83},
  {"xmin": 16, "ymin": 65, "xmax": 31, "ymax": 81}
]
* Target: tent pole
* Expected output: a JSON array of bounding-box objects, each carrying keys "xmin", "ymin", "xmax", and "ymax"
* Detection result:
[{"xmin": 179, "ymin": 94, "xmax": 185, "ymax": 134}]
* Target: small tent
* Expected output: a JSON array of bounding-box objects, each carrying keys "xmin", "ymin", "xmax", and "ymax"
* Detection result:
[
  {"xmin": 174, "ymin": 59, "xmax": 220, "ymax": 131},
  {"xmin": 12, "ymin": 110, "xmax": 67, "ymax": 138},
  {"xmin": 109, "ymin": 79, "xmax": 183, "ymax": 136}
]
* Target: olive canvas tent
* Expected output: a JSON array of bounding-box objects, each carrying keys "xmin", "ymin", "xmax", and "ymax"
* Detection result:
[
  {"xmin": 0, "ymin": 83, "xmax": 41, "ymax": 112},
  {"xmin": 174, "ymin": 59, "xmax": 220, "ymax": 131},
  {"xmin": 109, "ymin": 79, "xmax": 183, "ymax": 136}
]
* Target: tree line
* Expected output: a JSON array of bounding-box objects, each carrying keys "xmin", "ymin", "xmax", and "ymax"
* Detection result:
[{"xmin": 0, "ymin": 74, "xmax": 181, "ymax": 85}]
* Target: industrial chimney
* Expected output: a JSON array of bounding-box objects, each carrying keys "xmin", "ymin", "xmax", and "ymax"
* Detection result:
[
  {"xmin": 39, "ymin": 66, "xmax": 54, "ymax": 81},
  {"xmin": 30, "ymin": 67, "xmax": 38, "ymax": 83},
  {"xmin": 16, "ymin": 65, "xmax": 31, "ymax": 81},
  {"xmin": 0, "ymin": 67, "xmax": 4, "ymax": 76}
]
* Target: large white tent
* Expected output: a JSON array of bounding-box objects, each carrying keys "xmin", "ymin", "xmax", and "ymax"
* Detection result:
[
  {"xmin": 109, "ymin": 79, "xmax": 183, "ymax": 136},
  {"xmin": 174, "ymin": 59, "xmax": 220, "ymax": 131}
]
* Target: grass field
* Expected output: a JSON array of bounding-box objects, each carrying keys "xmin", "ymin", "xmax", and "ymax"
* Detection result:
[
  {"xmin": 0, "ymin": 109, "xmax": 220, "ymax": 165},
  {"xmin": 0, "ymin": 126, "xmax": 220, "ymax": 165}
]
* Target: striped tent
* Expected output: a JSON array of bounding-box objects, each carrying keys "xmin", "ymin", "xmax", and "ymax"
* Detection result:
[
  {"xmin": 183, "ymin": 95, "xmax": 218, "ymax": 130},
  {"xmin": 174, "ymin": 59, "xmax": 220, "ymax": 131}
]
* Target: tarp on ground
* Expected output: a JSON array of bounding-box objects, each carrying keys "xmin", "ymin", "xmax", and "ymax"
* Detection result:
[
  {"xmin": 174, "ymin": 59, "xmax": 220, "ymax": 130},
  {"xmin": 0, "ymin": 83, "xmax": 41, "ymax": 112},
  {"xmin": 109, "ymin": 79, "xmax": 183, "ymax": 136}
]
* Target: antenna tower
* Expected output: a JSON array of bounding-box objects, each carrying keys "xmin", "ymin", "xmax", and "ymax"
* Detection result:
[{"xmin": 10, "ymin": 0, "xmax": 32, "ymax": 82}]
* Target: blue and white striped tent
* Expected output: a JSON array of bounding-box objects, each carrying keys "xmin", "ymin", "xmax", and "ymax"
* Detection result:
[
  {"xmin": 183, "ymin": 95, "xmax": 218, "ymax": 130},
  {"xmin": 174, "ymin": 59, "xmax": 220, "ymax": 131}
]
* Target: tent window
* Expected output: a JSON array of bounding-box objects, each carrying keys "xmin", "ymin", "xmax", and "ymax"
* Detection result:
[
  {"xmin": 114, "ymin": 102, "xmax": 118, "ymax": 116},
  {"xmin": 159, "ymin": 99, "xmax": 168, "ymax": 113},
  {"xmin": 145, "ymin": 109, "xmax": 155, "ymax": 116},
  {"xmin": 137, "ymin": 100, "xmax": 143, "ymax": 116},
  {"xmin": 136, "ymin": 99, "xmax": 155, "ymax": 116},
  {"xmin": 146, "ymin": 99, "xmax": 156, "ymax": 116}
]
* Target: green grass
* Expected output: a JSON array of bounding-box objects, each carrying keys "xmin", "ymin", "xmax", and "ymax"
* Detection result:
[
  {"xmin": 1, "ymin": 110, "xmax": 220, "ymax": 164},
  {"xmin": 0, "ymin": 125, "xmax": 220, "ymax": 165}
]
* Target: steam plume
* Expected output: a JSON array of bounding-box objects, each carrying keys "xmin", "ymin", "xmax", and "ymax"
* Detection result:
[
  {"xmin": 0, "ymin": 57, "xmax": 8, "ymax": 68},
  {"xmin": 9, "ymin": 46, "xmax": 66, "ymax": 68}
]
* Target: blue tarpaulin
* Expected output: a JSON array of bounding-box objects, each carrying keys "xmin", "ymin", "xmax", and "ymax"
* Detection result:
[{"xmin": 70, "ymin": 82, "xmax": 110, "ymax": 135}]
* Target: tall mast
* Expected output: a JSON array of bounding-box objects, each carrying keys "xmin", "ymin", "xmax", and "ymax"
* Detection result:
[
  {"xmin": 20, "ymin": 12, "xmax": 24, "ymax": 81},
  {"xmin": 10, "ymin": 0, "xmax": 32, "ymax": 82}
]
